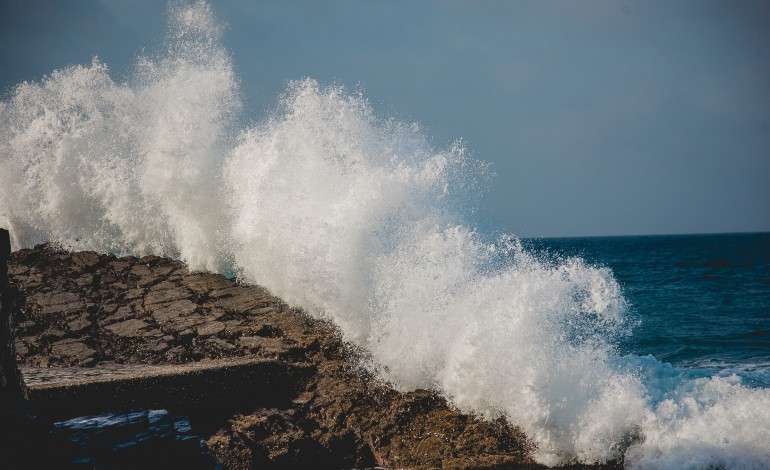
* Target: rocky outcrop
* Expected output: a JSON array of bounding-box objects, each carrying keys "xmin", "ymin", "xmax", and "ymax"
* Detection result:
[
  {"xmin": 8, "ymin": 244, "xmax": 621, "ymax": 469},
  {"xmin": 1, "ymin": 229, "xmax": 22, "ymax": 407}
]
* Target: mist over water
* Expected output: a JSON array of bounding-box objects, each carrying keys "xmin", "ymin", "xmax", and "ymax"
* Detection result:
[{"xmin": 2, "ymin": 3, "xmax": 768, "ymax": 468}]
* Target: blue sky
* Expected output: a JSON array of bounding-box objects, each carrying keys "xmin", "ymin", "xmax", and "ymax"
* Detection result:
[{"xmin": 2, "ymin": 0, "xmax": 768, "ymax": 237}]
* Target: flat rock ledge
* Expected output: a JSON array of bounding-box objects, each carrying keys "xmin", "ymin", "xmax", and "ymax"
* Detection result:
[{"xmin": 7, "ymin": 245, "xmax": 621, "ymax": 469}]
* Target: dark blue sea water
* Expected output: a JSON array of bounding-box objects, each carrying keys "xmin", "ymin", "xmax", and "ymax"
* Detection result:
[
  {"xmin": 50, "ymin": 409, "xmax": 219, "ymax": 469},
  {"xmin": 524, "ymin": 232, "xmax": 770, "ymax": 388}
]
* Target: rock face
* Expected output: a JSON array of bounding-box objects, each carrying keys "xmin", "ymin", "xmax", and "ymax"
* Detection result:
[
  {"xmin": 1, "ymin": 228, "xmax": 22, "ymax": 408},
  {"xmin": 8, "ymin": 245, "xmax": 621, "ymax": 469}
]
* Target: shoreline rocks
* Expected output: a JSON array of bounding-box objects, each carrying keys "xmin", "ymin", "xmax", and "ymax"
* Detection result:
[{"xmin": 6, "ymin": 245, "xmax": 622, "ymax": 469}]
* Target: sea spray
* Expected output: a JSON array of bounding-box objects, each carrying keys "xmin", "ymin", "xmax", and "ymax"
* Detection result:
[
  {"xmin": 2, "ymin": 2, "xmax": 769, "ymax": 468},
  {"xmin": 224, "ymin": 78, "xmax": 487, "ymax": 340},
  {"xmin": 0, "ymin": 0, "xmax": 236, "ymax": 272}
]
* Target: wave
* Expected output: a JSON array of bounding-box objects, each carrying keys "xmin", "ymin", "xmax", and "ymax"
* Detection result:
[{"xmin": 1, "ymin": 2, "xmax": 768, "ymax": 468}]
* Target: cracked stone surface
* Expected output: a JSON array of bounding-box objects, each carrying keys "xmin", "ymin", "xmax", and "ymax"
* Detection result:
[{"xmin": 7, "ymin": 245, "xmax": 618, "ymax": 470}]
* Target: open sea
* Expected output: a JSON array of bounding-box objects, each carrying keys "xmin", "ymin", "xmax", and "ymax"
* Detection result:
[
  {"xmin": 1, "ymin": 2, "xmax": 768, "ymax": 468},
  {"xmin": 525, "ymin": 233, "xmax": 770, "ymax": 389}
]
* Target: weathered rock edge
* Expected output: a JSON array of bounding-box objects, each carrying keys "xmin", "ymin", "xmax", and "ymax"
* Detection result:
[{"xmin": 7, "ymin": 245, "xmax": 623, "ymax": 469}]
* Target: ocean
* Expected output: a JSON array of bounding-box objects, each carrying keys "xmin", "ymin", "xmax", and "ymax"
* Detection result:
[
  {"xmin": 525, "ymin": 233, "xmax": 770, "ymax": 389},
  {"xmin": 1, "ymin": 2, "xmax": 768, "ymax": 468}
]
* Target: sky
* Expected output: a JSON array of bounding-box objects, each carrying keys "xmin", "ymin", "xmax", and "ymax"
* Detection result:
[{"xmin": 1, "ymin": 0, "xmax": 768, "ymax": 238}]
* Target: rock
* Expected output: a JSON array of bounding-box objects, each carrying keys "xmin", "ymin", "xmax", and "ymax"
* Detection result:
[
  {"xmin": 239, "ymin": 336, "xmax": 296, "ymax": 356},
  {"xmin": 27, "ymin": 292, "xmax": 84, "ymax": 315},
  {"xmin": 105, "ymin": 318, "xmax": 150, "ymax": 338},
  {"xmin": 51, "ymin": 340, "xmax": 96, "ymax": 362},
  {"xmin": 215, "ymin": 294, "xmax": 271, "ymax": 312},
  {"xmin": 75, "ymin": 274, "xmax": 94, "ymax": 287},
  {"xmin": 195, "ymin": 321, "xmax": 225, "ymax": 337},
  {"xmin": 292, "ymin": 391, "xmax": 315, "ymax": 406},
  {"xmin": 150, "ymin": 299, "xmax": 198, "ymax": 324},
  {"xmin": 161, "ymin": 315, "xmax": 207, "ymax": 334},
  {"xmin": 164, "ymin": 346, "xmax": 187, "ymax": 362},
  {"xmin": 182, "ymin": 273, "xmax": 233, "ymax": 295},
  {"xmin": 101, "ymin": 306, "xmax": 134, "ymax": 325},
  {"xmin": 7, "ymin": 245, "xmax": 620, "ymax": 470},
  {"xmin": 207, "ymin": 286, "xmax": 244, "ymax": 299},
  {"xmin": 144, "ymin": 288, "xmax": 191, "ymax": 306},
  {"xmin": 108, "ymin": 259, "xmax": 132, "ymax": 273},
  {"xmin": 131, "ymin": 264, "xmax": 152, "ymax": 277},
  {"xmin": 71, "ymin": 251, "xmax": 100, "ymax": 269},
  {"xmin": 209, "ymin": 307, "xmax": 226, "ymax": 319},
  {"xmin": 149, "ymin": 341, "xmax": 170, "ymax": 354},
  {"xmin": 250, "ymin": 306, "xmax": 279, "ymax": 316},
  {"xmin": 206, "ymin": 337, "xmax": 237, "ymax": 352},
  {"xmin": 123, "ymin": 288, "xmax": 145, "ymax": 300},
  {"xmin": 14, "ymin": 339, "xmax": 29, "ymax": 358},
  {"xmin": 67, "ymin": 316, "xmax": 91, "ymax": 333}
]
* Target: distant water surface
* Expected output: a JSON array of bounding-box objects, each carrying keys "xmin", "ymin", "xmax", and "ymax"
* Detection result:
[{"xmin": 523, "ymin": 232, "xmax": 770, "ymax": 387}]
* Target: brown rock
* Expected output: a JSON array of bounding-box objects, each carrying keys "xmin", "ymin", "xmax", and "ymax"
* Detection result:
[
  {"xmin": 11, "ymin": 245, "xmax": 610, "ymax": 470},
  {"xmin": 151, "ymin": 299, "xmax": 198, "ymax": 324},
  {"xmin": 101, "ymin": 306, "xmax": 134, "ymax": 325},
  {"xmin": 109, "ymin": 259, "xmax": 132, "ymax": 273},
  {"xmin": 215, "ymin": 294, "xmax": 271, "ymax": 312},
  {"xmin": 239, "ymin": 336, "xmax": 296, "ymax": 356},
  {"xmin": 104, "ymin": 318, "xmax": 150, "ymax": 337},
  {"xmin": 206, "ymin": 337, "xmax": 237, "ymax": 352},
  {"xmin": 67, "ymin": 316, "xmax": 91, "ymax": 333},
  {"xmin": 51, "ymin": 340, "xmax": 96, "ymax": 361},
  {"xmin": 123, "ymin": 288, "xmax": 145, "ymax": 300},
  {"xmin": 28, "ymin": 291, "xmax": 85, "ymax": 315},
  {"xmin": 208, "ymin": 286, "xmax": 245, "ymax": 299},
  {"xmin": 182, "ymin": 273, "xmax": 233, "ymax": 295},
  {"xmin": 130, "ymin": 264, "xmax": 152, "ymax": 278},
  {"xmin": 161, "ymin": 315, "xmax": 208, "ymax": 333},
  {"xmin": 144, "ymin": 288, "xmax": 192, "ymax": 306},
  {"xmin": 196, "ymin": 321, "xmax": 226, "ymax": 337},
  {"xmin": 72, "ymin": 251, "xmax": 100, "ymax": 269}
]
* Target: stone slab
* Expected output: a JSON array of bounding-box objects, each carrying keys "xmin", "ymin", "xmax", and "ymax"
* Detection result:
[{"xmin": 20, "ymin": 356, "xmax": 314, "ymax": 420}]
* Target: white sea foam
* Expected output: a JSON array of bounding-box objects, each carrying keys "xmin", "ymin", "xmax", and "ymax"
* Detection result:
[
  {"xmin": 0, "ymin": 0, "xmax": 235, "ymax": 272},
  {"xmin": 2, "ymin": 2, "xmax": 768, "ymax": 468}
]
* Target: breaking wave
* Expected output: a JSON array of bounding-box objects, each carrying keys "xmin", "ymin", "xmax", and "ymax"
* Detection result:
[{"xmin": 1, "ymin": 2, "xmax": 768, "ymax": 468}]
